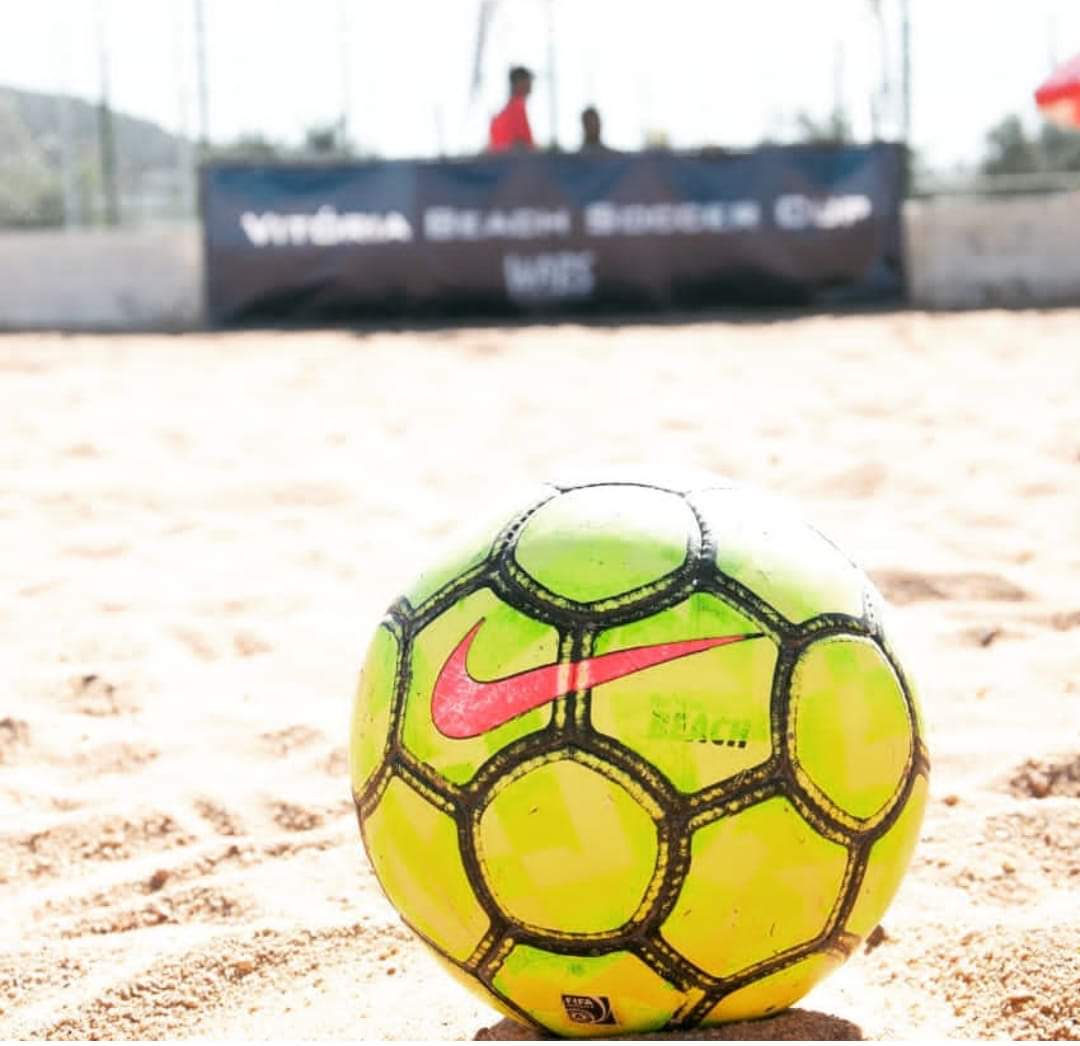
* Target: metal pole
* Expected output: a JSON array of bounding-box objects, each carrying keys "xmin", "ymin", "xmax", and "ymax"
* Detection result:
[
  {"xmin": 833, "ymin": 42, "xmax": 846, "ymax": 136},
  {"xmin": 173, "ymin": 1, "xmax": 195, "ymax": 217},
  {"xmin": 470, "ymin": 0, "xmax": 497, "ymax": 102},
  {"xmin": 900, "ymin": 0, "xmax": 911, "ymax": 143},
  {"xmin": 338, "ymin": 0, "xmax": 351, "ymax": 149},
  {"xmin": 51, "ymin": 8, "xmax": 81, "ymax": 228},
  {"xmin": 867, "ymin": 0, "xmax": 886, "ymax": 140},
  {"xmin": 545, "ymin": 0, "xmax": 558, "ymax": 147},
  {"xmin": 194, "ymin": 0, "xmax": 210, "ymax": 153},
  {"xmin": 53, "ymin": 11, "xmax": 82, "ymax": 229},
  {"xmin": 57, "ymin": 92, "xmax": 80, "ymax": 228},
  {"xmin": 94, "ymin": 0, "xmax": 119, "ymax": 225},
  {"xmin": 434, "ymin": 104, "xmax": 446, "ymax": 158}
]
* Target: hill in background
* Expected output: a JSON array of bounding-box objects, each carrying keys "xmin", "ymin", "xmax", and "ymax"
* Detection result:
[
  {"xmin": 0, "ymin": 85, "xmax": 191, "ymax": 227},
  {"xmin": 0, "ymin": 85, "xmax": 362, "ymax": 229}
]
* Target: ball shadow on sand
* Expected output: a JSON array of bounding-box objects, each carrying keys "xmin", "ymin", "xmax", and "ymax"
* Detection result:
[{"xmin": 474, "ymin": 1008, "xmax": 864, "ymax": 1041}]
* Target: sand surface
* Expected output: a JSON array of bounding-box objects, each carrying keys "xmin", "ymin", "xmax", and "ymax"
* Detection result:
[{"xmin": 1, "ymin": 310, "xmax": 1078, "ymax": 1040}]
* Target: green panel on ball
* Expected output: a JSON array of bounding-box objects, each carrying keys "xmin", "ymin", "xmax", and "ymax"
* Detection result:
[
  {"xmin": 350, "ymin": 625, "xmax": 399, "ymax": 794},
  {"xmin": 846, "ymin": 773, "xmax": 928, "ymax": 938},
  {"xmin": 875, "ymin": 611, "xmax": 927, "ymax": 740},
  {"xmin": 492, "ymin": 944, "xmax": 685, "ymax": 1038},
  {"xmin": 591, "ymin": 594, "xmax": 776, "ymax": 793},
  {"xmin": 403, "ymin": 538, "xmax": 492, "ymax": 610},
  {"xmin": 513, "ymin": 485, "xmax": 695, "ymax": 603},
  {"xmin": 403, "ymin": 588, "xmax": 559, "ymax": 784},
  {"xmin": 704, "ymin": 951, "xmax": 844, "ymax": 1023},
  {"xmin": 364, "ymin": 776, "xmax": 489, "ymax": 962},
  {"xmin": 791, "ymin": 637, "xmax": 913, "ymax": 821},
  {"xmin": 403, "ymin": 486, "xmax": 554, "ymax": 608},
  {"xmin": 661, "ymin": 797, "xmax": 848, "ymax": 978},
  {"xmin": 477, "ymin": 759, "xmax": 658, "ymax": 934},
  {"xmin": 695, "ymin": 488, "xmax": 865, "ymax": 622}
]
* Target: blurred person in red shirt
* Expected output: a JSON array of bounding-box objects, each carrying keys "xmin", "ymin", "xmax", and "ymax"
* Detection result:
[{"xmin": 489, "ymin": 66, "xmax": 534, "ymax": 152}]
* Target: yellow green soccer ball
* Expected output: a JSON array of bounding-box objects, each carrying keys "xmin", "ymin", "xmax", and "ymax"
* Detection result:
[{"xmin": 350, "ymin": 477, "xmax": 928, "ymax": 1037}]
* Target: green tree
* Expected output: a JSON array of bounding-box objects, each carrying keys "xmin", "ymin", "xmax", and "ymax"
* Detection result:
[
  {"xmin": 980, "ymin": 113, "xmax": 1080, "ymax": 175},
  {"xmin": 792, "ymin": 108, "xmax": 853, "ymax": 146},
  {"xmin": 0, "ymin": 96, "xmax": 63, "ymax": 226},
  {"xmin": 980, "ymin": 115, "xmax": 1040, "ymax": 175},
  {"xmin": 302, "ymin": 120, "xmax": 353, "ymax": 157},
  {"xmin": 205, "ymin": 133, "xmax": 283, "ymax": 162},
  {"xmin": 1038, "ymin": 122, "xmax": 1080, "ymax": 171}
]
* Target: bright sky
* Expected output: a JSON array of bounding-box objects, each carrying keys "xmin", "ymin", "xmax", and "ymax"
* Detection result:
[{"xmin": 2, "ymin": 0, "xmax": 1079, "ymax": 167}]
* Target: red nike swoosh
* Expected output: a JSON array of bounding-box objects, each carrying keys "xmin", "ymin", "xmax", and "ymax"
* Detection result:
[{"xmin": 431, "ymin": 618, "xmax": 762, "ymax": 739}]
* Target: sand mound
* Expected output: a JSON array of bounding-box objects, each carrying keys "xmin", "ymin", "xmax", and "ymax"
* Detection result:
[
  {"xmin": 1008, "ymin": 753, "xmax": 1080, "ymax": 799},
  {"xmin": 907, "ymin": 925, "xmax": 1080, "ymax": 1040}
]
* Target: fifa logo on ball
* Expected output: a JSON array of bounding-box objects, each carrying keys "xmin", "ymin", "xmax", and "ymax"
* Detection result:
[
  {"xmin": 561, "ymin": 993, "xmax": 616, "ymax": 1025},
  {"xmin": 350, "ymin": 477, "xmax": 928, "ymax": 1038}
]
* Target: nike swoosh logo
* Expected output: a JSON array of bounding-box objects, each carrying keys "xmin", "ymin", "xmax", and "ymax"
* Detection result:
[{"xmin": 432, "ymin": 618, "xmax": 762, "ymax": 739}]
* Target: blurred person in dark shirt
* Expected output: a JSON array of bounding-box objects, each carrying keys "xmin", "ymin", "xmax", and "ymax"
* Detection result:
[
  {"xmin": 489, "ymin": 66, "xmax": 535, "ymax": 152},
  {"xmin": 580, "ymin": 106, "xmax": 610, "ymax": 153}
]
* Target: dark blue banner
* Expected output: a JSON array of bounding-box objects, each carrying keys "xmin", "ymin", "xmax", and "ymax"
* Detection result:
[{"xmin": 201, "ymin": 145, "xmax": 905, "ymax": 323}]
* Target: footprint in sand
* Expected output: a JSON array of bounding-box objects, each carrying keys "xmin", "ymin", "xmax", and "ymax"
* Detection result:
[
  {"xmin": 0, "ymin": 717, "xmax": 31, "ymax": 763},
  {"xmin": 27, "ymin": 921, "xmax": 412, "ymax": 1039},
  {"xmin": 265, "ymin": 798, "xmax": 354, "ymax": 833},
  {"xmin": 193, "ymin": 798, "xmax": 246, "ymax": 838},
  {"xmin": 871, "ymin": 568, "xmax": 1028, "ymax": 605},
  {"xmin": 268, "ymin": 801, "xmax": 325, "ymax": 833},
  {"xmin": 258, "ymin": 725, "xmax": 323, "ymax": 758},
  {"xmin": 64, "ymin": 674, "xmax": 140, "ymax": 717},
  {"xmin": 68, "ymin": 741, "xmax": 159, "ymax": 777},
  {"xmin": 170, "ymin": 625, "xmax": 221, "ymax": 661},
  {"xmin": 1044, "ymin": 609, "xmax": 1080, "ymax": 632},
  {"xmin": 982, "ymin": 805, "xmax": 1080, "ymax": 890},
  {"xmin": 58, "ymin": 884, "xmax": 256, "ymax": 939},
  {"xmin": 3, "ymin": 812, "xmax": 194, "ymax": 883},
  {"xmin": 320, "ymin": 747, "xmax": 348, "ymax": 778}
]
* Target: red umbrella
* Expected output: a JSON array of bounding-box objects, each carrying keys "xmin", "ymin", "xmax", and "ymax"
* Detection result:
[{"xmin": 1035, "ymin": 53, "xmax": 1080, "ymax": 128}]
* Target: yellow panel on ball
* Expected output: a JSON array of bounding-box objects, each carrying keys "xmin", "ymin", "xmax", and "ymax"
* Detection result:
[
  {"xmin": 350, "ymin": 624, "xmax": 398, "ymax": 794},
  {"xmin": 661, "ymin": 797, "xmax": 848, "ymax": 978},
  {"xmin": 846, "ymin": 773, "xmax": 929, "ymax": 938},
  {"xmin": 492, "ymin": 944, "xmax": 686, "ymax": 1038},
  {"xmin": 791, "ymin": 636, "xmax": 913, "ymax": 822},
  {"xmin": 591, "ymin": 594, "xmax": 776, "ymax": 793},
  {"xmin": 477, "ymin": 759, "xmax": 659, "ymax": 935},
  {"xmin": 364, "ymin": 777, "xmax": 489, "ymax": 963},
  {"xmin": 704, "ymin": 950, "xmax": 844, "ymax": 1024},
  {"xmin": 423, "ymin": 946, "xmax": 524, "ymax": 1025}
]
